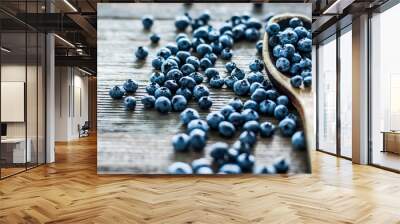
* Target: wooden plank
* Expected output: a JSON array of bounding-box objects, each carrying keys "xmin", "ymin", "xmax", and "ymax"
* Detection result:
[{"xmin": 97, "ymin": 3, "xmax": 311, "ymax": 174}]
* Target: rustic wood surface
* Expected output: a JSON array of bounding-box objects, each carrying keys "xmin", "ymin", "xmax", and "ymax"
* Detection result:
[{"xmin": 97, "ymin": 3, "xmax": 311, "ymax": 174}]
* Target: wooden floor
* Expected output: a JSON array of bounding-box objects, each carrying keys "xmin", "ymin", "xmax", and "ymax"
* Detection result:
[{"xmin": 0, "ymin": 135, "xmax": 399, "ymax": 223}]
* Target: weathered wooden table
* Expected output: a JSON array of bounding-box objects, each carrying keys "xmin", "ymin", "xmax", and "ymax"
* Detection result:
[{"xmin": 97, "ymin": 3, "xmax": 310, "ymax": 174}]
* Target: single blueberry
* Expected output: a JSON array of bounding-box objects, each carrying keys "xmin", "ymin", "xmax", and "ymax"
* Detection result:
[
  {"xmin": 210, "ymin": 42, "xmax": 223, "ymax": 55},
  {"xmin": 218, "ymin": 121, "xmax": 236, "ymax": 138},
  {"xmin": 303, "ymin": 76, "xmax": 312, "ymax": 87},
  {"xmin": 281, "ymin": 44, "xmax": 296, "ymax": 58},
  {"xmin": 224, "ymin": 75, "xmax": 239, "ymax": 89},
  {"xmin": 124, "ymin": 96, "xmax": 136, "ymax": 110},
  {"xmin": 188, "ymin": 72, "xmax": 204, "ymax": 84},
  {"xmin": 204, "ymin": 53, "xmax": 218, "ymax": 64},
  {"xmin": 276, "ymin": 57, "xmax": 291, "ymax": 72},
  {"xmin": 196, "ymin": 43, "xmax": 213, "ymax": 56},
  {"xmin": 152, "ymin": 56, "xmax": 164, "ymax": 70},
  {"xmin": 256, "ymin": 40, "xmax": 263, "ymax": 54},
  {"xmin": 186, "ymin": 56, "xmax": 200, "ymax": 70},
  {"xmin": 249, "ymin": 59, "xmax": 264, "ymax": 72},
  {"xmin": 266, "ymin": 89, "xmax": 279, "ymax": 101},
  {"xmin": 232, "ymin": 140, "xmax": 251, "ymax": 154},
  {"xmin": 260, "ymin": 122, "xmax": 275, "ymax": 137},
  {"xmin": 244, "ymin": 28, "xmax": 260, "ymax": 42},
  {"xmin": 292, "ymin": 131, "xmax": 306, "ymax": 150},
  {"xmin": 297, "ymin": 38, "xmax": 312, "ymax": 52},
  {"xmin": 220, "ymin": 105, "xmax": 236, "ymax": 118},
  {"xmin": 290, "ymin": 63, "xmax": 302, "ymax": 75},
  {"xmin": 150, "ymin": 72, "xmax": 165, "ymax": 85},
  {"xmin": 200, "ymin": 58, "xmax": 213, "ymax": 70},
  {"xmin": 231, "ymin": 68, "xmax": 245, "ymax": 80},
  {"xmin": 135, "ymin": 46, "xmax": 148, "ymax": 60},
  {"xmin": 208, "ymin": 29, "xmax": 220, "ymax": 42},
  {"xmin": 204, "ymin": 67, "xmax": 219, "ymax": 79},
  {"xmin": 150, "ymin": 33, "xmax": 160, "ymax": 44},
  {"xmin": 301, "ymin": 70, "xmax": 312, "ymax": 78},
  {"xmin": 225, "ymin": 61, "xmax": 237, "ymax": 73},
  {"xmin": 206, "ymin": 112, "xmax": 225, "ymax": 129},
  {"xmin": 209, "ymin": 75, "xmax": 225, "ymax": 88},
  {"xmin": 279, "ymin": 28, "xmax": 298, "ymax": 45},
  {"xmin": 161, "ymin": 59, "xmax": 179, "ymax": 74},
  {"xmin": 191, "ymin": 158, "xmax": 212, "ymax": 172},
  {"xmin": 247, "ymin": 71, "xmax": 265, "ymax": 84},
  {"xmin": 109, "ymin": 85, "xmax": 125, "ymax": 99},
  {"xmin": 154, "ymin": 87, "xmax": 172, "ymax": 99},
  {"xmin": 246, "ymin": 17, "xmax": 262, "ymax": 29},
  {"xmin": 189, "ymin": 129, "xmax": 207, "ymax": 151},
  {"xmin": 232, "ymin": 24, "xmax": 245, "ymax": 40},
  {"xmin": 193, "ymin": 84, "xmax": 210, "ymax": 100},
  {"xmin": 239, "ymin": 131, "xmax": 257, "ymax": 146},
  {"xmin": 180, "ymin": 108, "xmax": 200, "ymax": 125},
  {"xmin": 233, "ymin": 79, "xmax": 250, "ymax": 96},
  {"xmin": 167, "ymin": 162, "xmax": 193, "ymax": 174},
  {"xmin": 171, "ymin": 95, "xmax": 188, "ymax": 111},
  {"xmin": 165, "ymin": 69, "xmax": 183, "ymax": 82},
  {"xmin": 266, "ymin": 22, "xmax": 280, "ymax": 36},
  {"xmin": 249, "ymin": 82, "xmax": 263, "ymax": 95},
  {"xmin": 273, "ymin": 158, "xmax": 289, "ymax": 173},
  {"xmin": 196, "ymin": 166, "xmax": 213, "ymax": 174},
  {"xmin": 243, "ymin": 120, "xmax": 260, "ymax": 134},
  {"xmin": 141, "ymin": 95, "xmax": 156, "ymax": 108},
  {"xmin": 241, "ymin": 109, "xmax": 259, "ymax": 122},
  {"xmin": 145, "ymin": 82, "xmax": 160, "ymax": 96},
  {"xmin": 210, "ymin": 142, "xmax": 229, "ymax": 160},
  {"xmin": 291, "ymin": 53, "xmax": 302, "ymax": 63},
  {"xmin": 290, "ymin": 75, "xmax": 303, "ymax": 88},
  {"xmin": 279, "ymin": 118, "xmax": 297, "ymax": 137},
  {"xmin": 172, "ymin": 133, "xmax": 190, "ymax": 152},
  {"xmin": 187, "ymin": 119, "xmax": 209, "ymax": 133},
  {"xmin": 141, "ymin": 15, "xmax": 154, "ymax": 29},
  {"xmin": 259, "ymin": 100, "xmax": 276, "ymax": 116},
  {"xmin": 227, "ymin": 112, "xmax": 244, "ymax": 127},
  {"xmin": 193, "ymin": 26, "xmax": 209, "ymax": 39},
  {"xmin": 176, "ymin": 33, "xmax": 188, "ymax": 42},
  {"xmin": 177, "ymin": 38, "xmax": 192, "ymax": 51},
  {"xmin": 289, "ymin": 17, "xmax": 303, "ymax": 28},
  {"xmin": 157, "ymin": 47, "xmax": 172, "ymax": 59},
  {"xmin": 219, "ymin": 34, "xmax": 234, "ymax": 48},
  {"xmin": 228, "ymin": 97, "xmax": 243, "ymax": 112},
  {"xmin": 192, "ymin": 37, "xmax": 206, "ymax": 50},
  {"xmin": 221, "ymin": 48, "xmax": 233, "ymax": 60},
  {"xmin": 286, "ymin": 113, "xmax": 299, "ymax": 126},
  {"xmin": 179, "ymin": 76, "xmax": 197, "ymax": 90},
  {"xmin": 198, "ymin": 96, "xmax": 213, "ymax": 110},
  {"xmin": 276, "ymin": 95, "xmax": 289, "ymax": 106},
  {"xmin": 166, "ymin": 43, "xmax": 179, "ymax": 55},
  {"xmin": 274, "ymin": 104, "xmax": 289, "ymax": 120},
  {"xmin": 176, "ymin": 51, "xmax": 191, "ymax": 62},
  {"xmin": 273, "ymin": 45, "xmax": 283, "ymax": 58},
  {"xmin": 243, "ymin": 100, "xmax": 258, "ymax": 111},
  {"xmin": 237, "ymin": 153, "xmax": 255, "ymax": 172},
  {"xmin": 176, "ymin": 87, "xmax": 192, "ymax": 100},
  {"xmin": 294, "ymin": 26, "xmax": 308, "ymax": 39},
  {"xmin": 219, "ymin": 164, "xmax": 241, "ymax": 174},
  {"xmin": 155, "ymin": 96, "xmax": 172, "ymax": 113},
  {"xmin": 175, "ymin": 15, "xmax": 191, "ymax": 31},
  {"xmin": 299, "ymin": 58, "xmax": 312, "ymax": 69},
  {"xmin": 179, "ymin": 64, "xmax": 195, "ymax": 76},
  {"xmin": 268, "ymin": 35, "xmax": 280, "ymax": 47}
]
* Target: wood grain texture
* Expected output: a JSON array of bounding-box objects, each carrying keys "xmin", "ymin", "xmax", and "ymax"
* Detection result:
[
  {"xmin": 97, "ymin": 3, "xmax": 311, "ymax": 174},
  {"xmin": 1, "ymin": 135, "xmax": 400, "ymax": 223}
]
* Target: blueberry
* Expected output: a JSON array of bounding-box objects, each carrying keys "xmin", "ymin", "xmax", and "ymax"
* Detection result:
[
  {"xmin": 294, "ymin": 26, "xmax": 309, "ymax": 39},
  {"xmin": 247, "ymin": 71, "xmax": 265, "ymax": 84},
  {"xmin": 192, "ymin": 37, "xmax": 205, "ymax": 50},
  {"xmin": 279, "ymin": 118, "xmax": 296, "ymax": 137},
  {"xmin": 232, "ymin": 140, "xmax": 251, "ymax": 154},
  {"xmin": 208, "ymin": 29, "xmax": 220, "ymax": 42},
  {"xmin": 123, "ymin": 96, "xmax": 136, "ymax": 110},
  {"xmin": 196, "ymin": 166, "xmax": 213, "ymax": 174},
  {"xmin": 193, "ymin": 84, "xmax": 210, "ymax": 100},
  {"xmin": 204, "ymin": 67, "xmax": 219, "ymax": 79},
  {"xmin": 210, "ymin": 142, "xmax": 229, "ymax": 160},
  {"xmin": 206, "ymin": 112, "xmax": 225, "ymax": 129},
  {"xmin": 166, "ymin": 43, "xmax": 179, "ymax": 55},
  {"xmin": 226, "ymin": 148, "xmax": 240, "ymax": 163},
  {"xmin": 135, "ymin": 46, "xmax": 148, "ymax": 60},
  {"xmin": 209, "ymin": 75, "xmax": 225, "ymax": 88},
  {"xmin": 187, "ymin": 72, "xmax": 202, "ymax": 85},
  {"xmin": 290, "ymin": 63, "xmax": 302, "ymax": 75},
  {"xmin": 167, "ymin": 55, "xmax": 181, "ymax": 67},
  {"xmin": 179, "ymin": 64, "xmax": 195, "ymax": 77},
  {"xmin": 266, "ymin": 89, "xmax": 279, "ymax": 101},
  {"xmin": 273, "ymin": 158, "xmax": 289, "ymax": 173},
  {"xmin": 145, "ymin": 82, "xmax": 160, "ymax": 96},
  {"xmin": 260, "ymin": 122, "xmax": 275, "ymax": 137},
  {"xmin": 161, "ymin": 59, "xmax": 179, "ymax": 74},
  {"xmin": 249, "ymin": 59, "xmax": 264, "ymax": 72},
  {"xmin": 276, "ymin": 95, "xmax": 289, "ymax": 106},
  {"xmin": 219, "ymin": 22, "xmax": 232, "ymax": 34},
  {"xmin": 210, "ymin": 42, "xmax": 224, "ymax": 55},
  {"xmin": 191, "ymin": 158, "xmax": 212, "ymax": 172},
  {"xmin": 232, "ymin": 24, "xmax": 245, "ymax": 40},
  {"xmin": 262, "ymin": 80, "xmax": 274, "ymax": 90},
  {"xmin": 187, "ymin": 119, "xmax": 209, "ymax": 133},
  {"xmin": 218, "ymin": 121, "xmax": 236, "ymax": 138},
  {"xmin": 171, "ymin": 95, "xmax": 188, "ymax": 111},
  {"xmin": 289, "ymin": 17, "xmax": 303, "ymax": 28},
  {"xmin": 175, "ymin": 15, "xmax": 191, "ymax": 31},
  {"xmin": 157, "ymin": 47, "xmax": 172, "ymax": 59},
  {"xmin": 243, "ymin": 120, "xmax": 260, "ymax": 133},
  {"xmin": 167, "ymin": 162, "xmax": 193, "ymax": 174},
  {"xmin": 273, "ymin": 45, "xmax": 283, "ymax": 58},
  {"xmin": 165, "ymin": 69, "xmax": 183, "ymax": 83},
  {"xmin": 224, "ymin": 75, "xmax": 239, "ymax": 89},
  {"xmin": 186, "ymin": 56, "xmax": 200, "ymax": 70},
  {"xmin": 276, "ymin": 57, "xmax": 291, "ymax": 72},
  {"xmin": 244, "ymin": 28, "xmax": 260, "ymax": 41},
  {"xmin": 266, "ymin": 22, "xmax": 280, "ymax": 36},
  {"xmin": 176, "ymin": 51, "xmax": 191, "ymax": 62},
  {"xmin": 279, "ymin": 28, "xmax": 298, "ymax": 45},
  {"xmin": 286, "ymin": 113, "xmax": 299, "ymax": 126},
  {"xmin": 177, "ymin": 38, "xmax": 192, "ymax": 51},
  {"xmin": 141, "ymin": 95, "xmax": 156, "ymax": 108},
  {"xmin": 233, "ymin": 79, "xmax": 250, "ymax": 96},
  {"xmin": 281, "ymin": 44, "xmax": 296, "ymax": 58},
  {"xmin": 220, "ymin": 105, "xmax": 235, "ymax": 118},
  {"xmin": 256, "ymin": 40, "xmax": 263, "ymax": 54},
  {"xmin": 150, "ymin": 33, "xmax": 160, "ymax": 44},
  {"xmin": 231, "ymin": 68, "xmax": 245, "ymax": 80},
  {"xmin": 263, "ymin": 13, "xmax": 275, "ymax": 22},
  {"xmin": 227, "ymin": 112, "xmax": 244, "ymax": 127},
  {"xmin": 155, "ymin": 96, "xmax": 172, "ymax": 113},
  {"xmin": 246, "ymin": 17, "xmax": 262, "ymax": 29},
  {"xmin": 109, "ymin": 85, "xmax": 125, "ymax": 99},
  {"xmin": 303, "ymin": 76, "xmax": 312, "ymax": 87},
  {"xmin": 189, "ymin": 129, "xmax": 207, "ymax": 151},
  {"xmin": 299, "ymin": 58, "xmax": 312, "ymax": 69},
  {"xmin": 259, "ymin": 100, "xmax": 276, "ymax": 115},
  {"xmin": 290, "ymin": 75, "xmax": 303, "ymax": 88},
  {"xmin": 179, "ymin": 76, "xmax": 196, "ymax": 89},
  {"xmin": 141, "ymin": 15, "xmax": 154, "ymax": 29},
  {"xmin": 204, "ymin": 53, "xmax": 218, "ymax": 64},
  {"xmin": 249, "ymin": 82, "xmax": 263, "ymax": 94},
  {"xmin": 149, "ymin": 72, "xmax": 165, "ymax": 85},
  {"xmin": 176, "ymin": 33, "xmax": 188, "ymax": 42},
  {"xmin": 180, "ymin": 108, "xmax": 200, "ymax": 125},
  {"xmin": 254, "ymin": 165, "xmax": 276, "ymax": 174},
  {"xmin": 196, "ymin": 43, "xmax": 212, "ymax": 56},
  {"xmin": 243, "ymin": 100, "xmax": 258, "ymax": 111},
  {"xmin": 219, "ymin": 164, "xmax": 241, "ymax": 174},
  {"xmin": 301, "ymin": 70, "xmax": 312, "ymax": 78},
  {"xmin": 268, "ymin": 35, "xmax": 280, "ymax": 47},
  {"xmin": 219, "ymin": 34, "xmax": 234, "ymax": 48},
  {"xmin": 221, "ymin": 48, "xmax": 233, "ymax": 60},
  {"xmin": 237, "ymin": 153, "xmax": 255, "ymax": 172},
  {"xmin": 292, "ymin": 131, "xmax": 306, "ymax": 150},
  {"xmin": 176, "ymin": 87, "xmax": 192, "ymax": 100},
  {"xmin": 193, "ymin": 26, "xmax": 209, "ymax": 39},
  {"xmin": 239, "ymin": 131, "xmax": 257, "ymax": 146},
  {"xmin": 152, "ymin": 56, "xmax": 164, "ymax": 70},
  {"xmin": 200, "ymin": 58, "xmax": 213, "ymax": 70},
  {"xmin": 228, "ymin": 97, "xmax": 243, "ymax": 112},
  {"xmin": 172, "ymin": 133, "xmax": 190, "ymax": 152},
  {"xmin": 297, "ymin": 38, "xmax": 312, "ymax": 52},
  {"xmin": 274, "ymin": 104, "xmax": 289, "ymax": 120},
  {"xmin": 154, "ymin": 87, "xmax": 172, "ymax": 99},
  {"xmin": 198, "ymin": 96, "xmax": 213, "ymax": 110},
  {"xmin": 241, "ymin": 109, "xmax": 259, "ymax": 122},
  {"xmin": 225, "ymin": 62, "xmax": 236, "ymax": 73}
]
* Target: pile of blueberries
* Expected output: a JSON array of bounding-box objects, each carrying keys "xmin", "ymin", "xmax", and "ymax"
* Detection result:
[
  {"xmin": 108, "ymin": 10, "xmax": 307, "ymax": 175},
  {"xmin": 265, "ymin": 17, "xmax": 312, "ymax": 88}
]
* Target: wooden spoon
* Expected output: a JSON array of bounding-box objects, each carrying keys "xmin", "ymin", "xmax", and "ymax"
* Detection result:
[{"xmin": 263, "ymin": 14, "xmax": 313, "ymax": 173}]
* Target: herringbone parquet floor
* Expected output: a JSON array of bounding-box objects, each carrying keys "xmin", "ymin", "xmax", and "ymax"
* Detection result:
[{"xmin": 0, "ymin": 135, "xmax": 399, "ymax": 224}]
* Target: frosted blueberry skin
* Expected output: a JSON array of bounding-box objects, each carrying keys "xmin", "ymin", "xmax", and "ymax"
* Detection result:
[
  {"xmin": 209, "ymin": 76, "xmax": 225, "ymax": 89},
  {"xmin": 180, "ymin": 64, "xmax": 196, "ymax": 76},
  {"xmin": 224, "ymin": 75, "xmax": 238, "ymax": 89},
  {"xmin": 154, "ymin": 96, "xmax": 172, "ymax": 113},
  {"xmin": 193, "ymin": 84, "xmax": 210, "ymax": 100},
  {"xmin": 204, "ymin": 67, "xmax": 219, "ymax": 80},
  {"xmin": 204, "ymin": 53, "xmax": 218, "ymax": 65},
  {"xmin": 211, "ymin": 42, "xmax": 223, "ymax": 55},
  {"xmin": 177, "ymin": 38, "xmax": 192, "ymax": 51},
  {"xmin": 149, "ymin": 72, "xmax": 165, "ymax": 85},
  {"xmin": 273, "ymin": 45, "xmax": 283, "ymax": 58},
  {"xmin": 218, "ymin": 121, "xmax": 236, "ymax": 138},
  {"xmin": 243, "ymin": 120, "xmax": 260, "ymax": 134},
  {"xmin": 227, "ymin": 112, "xmax": 244, "ymax": 127},
  {"xmin": 276, "ymin": 95, "xmax": 290, "ymax": 106},
  {"xmin": 191, "ymin": 37, "xmax": 205, "ymax": 50},
  {"xmin": 145, "ymin": 82, "xmax": 160, "ymax": 96},
  {"xmin": 172, "ymin": 133, "xmax": 190, "ymax": 152},
  {"xmin": 294, "ymin": 26, "xmax": 309, "ymax": 39},
  {"xmin": 225, "ymin": 61, "xmax": 237, "ymax": 74},
  {"xmin": 289, "ymin": 17, "xmax": 303, "ymax": 28},
  {"xmin": 200, "ymin": 58, "xmax": 213, "ymax": 70},
  {"xmin": 163, "ymin": 80, "xmax": 179, "ymax": 94},
  {"xmin": 239, "ymin": 131, "xmax": 257, "ymax": 146},
  {"xmin": 185, "ymin": 56, "xmax": 200, "ymax": 70},
  {"xmin": 219, "ymin": 34, "xmax": 234, "ymax": 48},
  {"xmin": 206, "ymin": 112, "xmax": 225, "ymax": 130},
  {"xmin": 150, "ymin": 33, "xmax": 160, "ymax": 44},
  {"xmin": 141, "ymin": 15, "xmax": 154, "ymax": 30},
  {"xmin": 237, "ymin": 153, "xmax": 255, "ymax": 172},
  {"xmin": 193, "ymin": 26, "xmax": 209, "ymax": 39},
  {"xmin": 297, "ymin": 38, "xmax": 312, "ymax": 52},
  {"xmin": 141, "ymin": 95, "xmax": 156, "ymax": 109},
  {"xmin": 259, "ymin": 100, "xmax": 276, "ymax": 116},
  {"xmin": 256, "ymin": 40, "xmax": 263, "ymax": 54},
  {"xmin": 233, "ymin": 79, "xmax": 250, "ymax": 96},
  {"xmin": 276, "ymin": 57, "xmax": 291, "ymax": 72},
  {"xmin": 176, "ymin": 51, "xmax": 191, "ymax": 62},
  {"xmin": 188, "ymin": 72, "xmax": 204, "ymax": 84},
  {"xmin": 175, "ymin": 16, "xmax": 191, "ymax": 31},
  {"xmin": 198, "ymin": 96, "xmax": 213, "ymax": 110},
  {"xmin": 109, "ymin": 85, "xmax": 125, "ymax": 100},
  {"xmin": 219, "ymin": 105, "xmax": 236, "ymax": 119},
  {"xmin": 191, "ymin": 158, "xmax": 212, "ymax": 172},
  {"xmin": 232, "ymin": 140, "xmax": 252, "ymax": 154},
  {"xmin": 175, "ymin": 33, "xmax": 188, "ymax": 42},
  {"xmin": 196, "ymin": 166, "xmax": 213, "ymax": 174},
  {"xmin": 161, "ymin": 59, "xmax": 179, "ymax": 74},
  {"xmin": 210, "ymin": 142, "xmax": 229, "ymax": 161},
  {"xmin": 219, "ymin": 22, "xmax": 232, "ymax": 34},
  {"xmin": 279, "ymin": 28, "xmax": 298, "ymax": 45},
  {"xmin": 221, "ymin": 48, "xmax": 233, "ymax": 60},
  {"xmin": 228, "ymin": 97, "xmax": 243, "ymax": 112},
  {"xmin": 167, "ymin": 162, "xmax": 193, "ymax": 174},
  {"xmin": 279, "ymin": 118, "xmax": 297, "ymax": 137},
  {"xmin": 167, "ymin": 55, "xmax": 181, "ymax": 67},
  {"xmin": 291, "ymin": 53, "xmax": 302, "ymax": 63},
  {"xmin": 268, "ymin": 35, "xmax": 280, "ymax": 47},
  {"xmin": 243, "ymin": 100, "xmax": 258, "ymax": 111},
  {"xmin": 189, "ymin": 129, "xmax": 207, "ymax": 151},
  {"xmin": 290, "ymin": 75, "xmax": 303, "ymax": 88},
  {"xmin": 180, "ymin": 108, "xmax": 200, "ymax": 125},
  {"xmin": 274, "ymin": 158, "xmax": 289, "ymax": 174},
  {"xmin": 249, "ymin": 82, "xmax": 263, "ymax": 95},
  {"xmin": 135, "ymin": 46, "xmax": 149, "ymax": 60},
  {"xmin": 123, "ymin": 96, "xmax": 136, "ymax": 110},
  {"xmin": 226, "ymin": 148, "xmax": 240, "ymax": 163},
  {"xmin": 151, "ymin": 56, "xmax": 164, "ymax": 70},
  {"xmin": 219, "ymin": 163, "xmax": 242, "ymax": 174},
  {"xmin": 187, "ymin": 119, "xmax": 209, "ymax": 133},
  {"xmin": 244, "ymin": 28, "xmax": 260, "ymax": 42},
  {"xmin": 249, "ymin": 59, "xmax": 264, "ymax": 72},
  {"xmin": 299, "ymin": 58, "xmax": 312, "ymax": 69},
  {"xmin": 292, "ymin": 131, "xmax": 306, "ymax": 150},
  {"xmin": 208, "ymin": 29, "xmax": 220, "ymax": 42},
  {"xmin": 260, "ymin": 122, "xmax": 276, "ymax": 137},
  {"xmin": 157, "ymin": 47, "xmax": 172, "ymax": 59},
  {"xmin": 251, "ymin": 88, "xmax": 267, "ymax": 103},
  {"xmin": 247, "ymin": 71, "xmax": 265, "ymax": 84},
  {"xmin": 171, "ymin": 95, "xmax": 188, "ymax": 112},
  {"xmin": 303, "ymin": 76, "xmax": 312, "ymax": 87},
  {"xmin": 281, "ymin": 44, "xmax": 296, "ymax": 58},
  {"xmin": 154, "ymin": 87, "xmax": 172, "ymax": 99},
  {"xmin": 286, "ymin": 113, "xmax": 299, "ymax": 126},
  {"xmin": 266, "ymin": 89, "xmax": 279, "ymax": 101},
  {"xmin": 166, "ymin": 43, "xmax": 179, "ymax": 55},
  {"xmin": 290, "ymin": 63, "xmax": 302, "ymax": 75},
  {"xmin": 196, "ymin": 44, "xmax": 213, "ymax": 57},
  {"xmin": 231, "ymin": 68, "xmax": 245, "ymax": 80},
  {"xmin": 179, "ymin": 76, "xmax": 196, "ymax": 90},
  {"xmin": 241, "ymin": 109, "xmax": 259, "ymax": 122},
  {"xmin": 274, "ymin": 104, "xmax": 289, "ymax": 121},
  {"xmin": 175, "ymin": 87, "xmax": 192, "ymax": 100},
  {"xmin": 266, "ymin": 22, "xmax": 280, "ymax": 36},
  {"xmin": 232, "ymin": 24, "xmax": 245, "ymax": 40}
]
